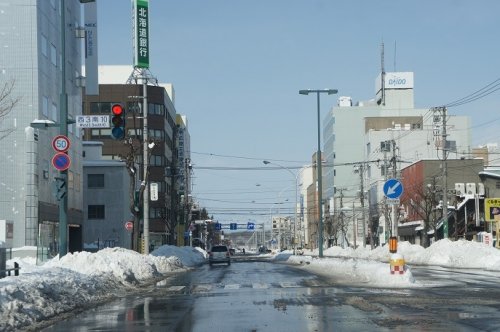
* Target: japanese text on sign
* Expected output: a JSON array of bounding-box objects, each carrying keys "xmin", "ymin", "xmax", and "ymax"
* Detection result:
[{"xmin": 76, "ymin": 115, "xmax": 110, "ymax": 128}]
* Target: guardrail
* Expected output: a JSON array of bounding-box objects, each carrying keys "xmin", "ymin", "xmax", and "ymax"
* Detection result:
[
  {"xmin": 0, "ymin": 247, "xmax": 21, "ymax": 279},
  {"xmin": 0, "ymin": 262, "xmax": 20, "ymax": 278}
]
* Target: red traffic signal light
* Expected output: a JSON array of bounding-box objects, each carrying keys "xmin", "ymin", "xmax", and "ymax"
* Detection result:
[
  {"xmin": 110, "ymin": 103, "xmax": 125, "ymax": 140},
  {"xmin": 112, "ymin": 104, "xmax": 124, "ymax": 116}
]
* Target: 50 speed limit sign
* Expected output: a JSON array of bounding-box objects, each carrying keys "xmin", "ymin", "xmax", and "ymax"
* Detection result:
[{"xmin": 52, "ymin": 135, "xmax": 71, "ymax": 153}]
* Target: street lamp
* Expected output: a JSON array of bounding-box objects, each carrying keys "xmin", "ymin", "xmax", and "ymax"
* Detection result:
[
  {"xmin": 263, "ymin": 160, "xmax": 299, "ymax": 253},
  {"xmin": 299, "ymin": 88, "xmax": 338, "ymax": 258}
]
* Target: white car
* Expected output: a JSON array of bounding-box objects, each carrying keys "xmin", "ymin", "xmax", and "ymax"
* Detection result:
[{"xmin": 209, "ymin": 245, "xmax": 231, "ymax": 266}]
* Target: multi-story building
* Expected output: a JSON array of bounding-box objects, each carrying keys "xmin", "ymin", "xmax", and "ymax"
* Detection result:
[
  {"xmin": 82, "ymin": 80, "xmax": 180, "ymax": 249},
  {"xmin": 322, "ymin": 72, "xmax": 473, "ymax": 247},
  {"xmin": 174, "ymin": 114, "xmax": 192, "ymax": 246},
  {"xmin": 82, "ymin": 141, "xmax": 131, "ymax": 249},
  {"xmin": 0, "ymin": 0, "xmax": 85, "ymax": 250},
  {"xmin": 399, "ymin": 159, "xmax": 485, "ymax": 244}
]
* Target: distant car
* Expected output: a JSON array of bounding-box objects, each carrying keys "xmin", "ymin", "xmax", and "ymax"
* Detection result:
[
  {"xmin": 229, "ymin": 248, "xmax": 236, "ymax": 256},
  {"xmin": 258, "ymin": 246, "xmax": 269, "ymax": 254},
  {"xmin": 209, "ymin": 245, "xmax": 231, "ymax": 266}
]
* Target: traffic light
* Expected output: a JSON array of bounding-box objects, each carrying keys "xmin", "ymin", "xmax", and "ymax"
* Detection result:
[
  {"xmin": 110, "ymin": 103, "xmax": 125, "ymax": 140},
  {"xmin": 53, "ymin": 177, "xmax": 66, "ymax": 201}
]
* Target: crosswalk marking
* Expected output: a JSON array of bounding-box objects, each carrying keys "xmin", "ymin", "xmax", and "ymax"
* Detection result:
[
  {"xmin": 165, "ymin": 282, "xmax": 303, "ymax": 292},
  {"xmin": 252, "ymin": 283, "xmax": 269, "ymax": 289},
  {"xmin": 224, "ymin": 284, "xmax": 240, "ymax": 289},
  {"xmin": 280, "ymin": 282, "xmax": 299, "ymax": 288},
  {"xmin": 193, "ymin": 284, "xmax": 213, "ymax": 292}
]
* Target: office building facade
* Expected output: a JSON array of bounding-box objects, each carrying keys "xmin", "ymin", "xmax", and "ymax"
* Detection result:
[{"xmin": 0, "ymin": 0, "xmax": 85, "ymax": 249}]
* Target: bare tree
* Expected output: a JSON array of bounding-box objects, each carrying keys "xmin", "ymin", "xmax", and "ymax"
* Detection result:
[
  {"xmin": 401, "ymin": 177, "xmax": 440, "ymax": 248},
  {"xmin": 0, "ymin": 79, "xmax": 20, "ymax": 140}
]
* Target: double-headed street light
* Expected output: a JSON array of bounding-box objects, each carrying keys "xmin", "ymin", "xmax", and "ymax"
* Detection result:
[{"xmin": 299, "ymin": 89, "xmax": 338, "ymax": 258}]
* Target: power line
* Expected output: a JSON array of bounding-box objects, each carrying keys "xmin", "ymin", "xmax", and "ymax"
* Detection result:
[{"xmin": 444, "ymin": 77, "xmax": 500, "ymax": 108}]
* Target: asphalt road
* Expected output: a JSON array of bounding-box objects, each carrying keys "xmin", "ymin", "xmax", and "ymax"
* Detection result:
[{"xmin": 39, "ymin": 254, "xmax": 500, "ymax": 332}]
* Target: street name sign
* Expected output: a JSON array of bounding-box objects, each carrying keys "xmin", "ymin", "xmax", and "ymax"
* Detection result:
[{"xmin": 76, "ymin": 115, "xmax": 110, "ymax": 128}]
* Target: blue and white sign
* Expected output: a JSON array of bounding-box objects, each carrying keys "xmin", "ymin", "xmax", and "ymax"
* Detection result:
[
  {"xmin": 383, "ymin": 178, "xmax": 404, "ymax": 199},
  {"xmin": 247, "ymin": 222, "xmax": 255, "ymax": 230}
]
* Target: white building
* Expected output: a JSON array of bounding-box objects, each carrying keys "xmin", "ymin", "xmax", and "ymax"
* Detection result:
[
  {"xmin": 323, "ymin": 72, "xmax": 472, "ymax": 246},
  {"xmin": 0, "ymin": 1, "xmax": 86, "ymax": 249},
  {"xmin": 298, "ymin": 166, "xmax": 313, "ymax": 248}
]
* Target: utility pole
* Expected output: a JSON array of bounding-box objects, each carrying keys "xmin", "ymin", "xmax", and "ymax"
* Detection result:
[
  {"xmin": 441, "ymin": 107, "xmax": 448, "ymax": 239},
  {"xmin": 355, "ymin": 164, "xmax": 366, "ymax": 248},
  {"xmin": 433, "ymin": 106, "xmax": 449, "ymax": 238},
  {"xmin": 391, "ymin": 139, "xmax": 398, "ymax": 239},
  {"xmin": 380, "ymin": 140, "xmax": 393, "ymax": 243}
]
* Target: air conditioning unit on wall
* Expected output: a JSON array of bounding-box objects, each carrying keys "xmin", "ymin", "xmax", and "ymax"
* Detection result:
[
  {"xmin": 466, "ymin": 183, "xmax": 476, "ymax": 195},
  {"xmin": 455, "ymin": 183, "xmax": 465, "ymax": 196}
]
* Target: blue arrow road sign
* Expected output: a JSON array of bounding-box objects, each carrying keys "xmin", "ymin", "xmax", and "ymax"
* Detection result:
[
  {"xmin": 247, "ymin": 222, "xmax": 255, "ymax": 230},
  {"xmin": 383, "ymin": 178, "xmax": 404, "ymax": 199}
]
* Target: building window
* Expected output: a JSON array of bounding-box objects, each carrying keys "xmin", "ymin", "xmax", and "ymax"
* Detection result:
[
  {"xmin": 88, "ymin": 174, "xmax": 104, "ymax": 188},
  {"xmin": 150, "ymin": 207, "xmax": 165, "ymax": 219},
  {"xmin": 150, "ymin": 155, "xmax": 164, "ymax": 166},
  {"xmin": 88, "ymin": 205, "xmax": 105, "ymax": 219},
  {"xmin": 90, "ymin": 102, "xmax": 113, "ymax": 114},
  {"xmin": 90, "ymin": 128, "xmax": 111, "ymax": 139},
  {"xmin": 41, "ymin": 34, "xmax": 48, "ymax": 57},
  {"xmin": 496, "ymin": 181, "xmax": 500, "ymax": 189},
  {"xmin": 51, "ymin": 103, "xmax": 57, "ymax": 121},
  {"xmin": 50, "ymin": 43, "xmax": 57, "ymax": 66},
  {"xmin": 42, "ymin": 96, "xmax": 49, "ymax": 117}
]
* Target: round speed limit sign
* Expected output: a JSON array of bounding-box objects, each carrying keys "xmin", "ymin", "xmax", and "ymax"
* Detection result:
[{"xmin": 52, "ymin": 135, "xmax": 71, "ymax": 153}]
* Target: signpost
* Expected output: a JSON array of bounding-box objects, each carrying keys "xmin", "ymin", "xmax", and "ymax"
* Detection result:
[
  {"xmin": 383, "ymin": 178, "xmax": 404, "ymax": 241},
  {"xmin": 52, "ymin": 153, "xmax": 71, "ymax": 172},
  {"xmin": 52, "ymin": 135, "xmax": 70, "ymax": 152},
  {"xmin": 383, "ymin": 178, "xmax": 404, "ymax": 200},
  {"xmin": 125, "ymin": 221, "xmax": 133, "ymax": 231}
]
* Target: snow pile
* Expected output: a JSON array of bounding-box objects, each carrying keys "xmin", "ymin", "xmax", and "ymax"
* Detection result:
[
  {"xmin": 0, "ymin": 246, "xmax": 206, "ymax": 332},
  {"xmin": 402, "ymin": 239, "xmax": 500, "ymax": 269}
]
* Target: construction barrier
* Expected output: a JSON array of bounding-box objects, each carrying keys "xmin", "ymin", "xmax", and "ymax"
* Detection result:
[{"xmin": 389, "ymin": 253, "xmax": 405, "ymax": 275}]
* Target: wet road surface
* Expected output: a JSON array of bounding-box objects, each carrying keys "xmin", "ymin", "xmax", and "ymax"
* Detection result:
[{"xmin": 39, "ymin": 255, "xmax": 500, "ymax": 332}]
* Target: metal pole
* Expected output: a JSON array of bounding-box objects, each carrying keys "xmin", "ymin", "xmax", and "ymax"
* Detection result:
[
  {"xmin": 59, "ymin": 0, "xmax": 68, "ymax": 257},
  {"xmin": 441, "ymin": 107, "xmax": 448, "ymax": 238},
  {"xmin": 142, "ymin": 70, "xmax": 150, "ymax": 254},
  {"xmin": 299, "ymin": 88, "xmax": 337, "ymax": 257},
  {"xmin": 316, "ymin": 91, "xmax": 324, "ymax": 258}
]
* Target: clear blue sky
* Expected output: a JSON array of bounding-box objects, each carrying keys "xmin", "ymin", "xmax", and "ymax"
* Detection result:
[{"xmin": 97, "ymin": 0, "xmax": 500, "ymax": 225}]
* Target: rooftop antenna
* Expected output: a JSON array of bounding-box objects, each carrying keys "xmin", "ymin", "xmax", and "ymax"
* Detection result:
[
  {"xmin": 380, "ymin": 41, "xmax": 386, "ymax": 106},
  {"xmin": 394, "ymin": 40, "xmax": 397, "ymax": 72}
]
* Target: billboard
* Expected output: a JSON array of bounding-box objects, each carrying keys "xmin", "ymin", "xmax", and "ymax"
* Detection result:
[
  {"xmin": 375, "ymin": 72, "xmax": 414, "ymax": 96},
  {"xmin": 132, "ymin": 0, "xmax": 150, "ymax": 68},
  {"xmin": 485, "ymin": 198, "xmax": 500, "ymax": 222},
  {"xmin": 84, "ymin": 1, "xmax": 99, "ymax": 95}
]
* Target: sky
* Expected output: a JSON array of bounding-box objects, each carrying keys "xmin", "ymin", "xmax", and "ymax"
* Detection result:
[
  {"xmin": 2, "ymin": 239, "xmax": 500, "ymax": 331},
  {"xmin": 96, "ymin": 0, "xmax": 500, "ymax": 225}
]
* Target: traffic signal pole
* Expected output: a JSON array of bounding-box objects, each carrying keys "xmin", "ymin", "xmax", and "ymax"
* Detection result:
[{"xmin": 142, "ymin": 69, "xmax": 150, "ymax": 254}]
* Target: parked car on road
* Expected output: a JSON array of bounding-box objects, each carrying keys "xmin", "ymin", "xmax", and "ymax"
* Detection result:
[{"xmin": 209, "ymin": 245, "xmax": 231, "ymax": 266}]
